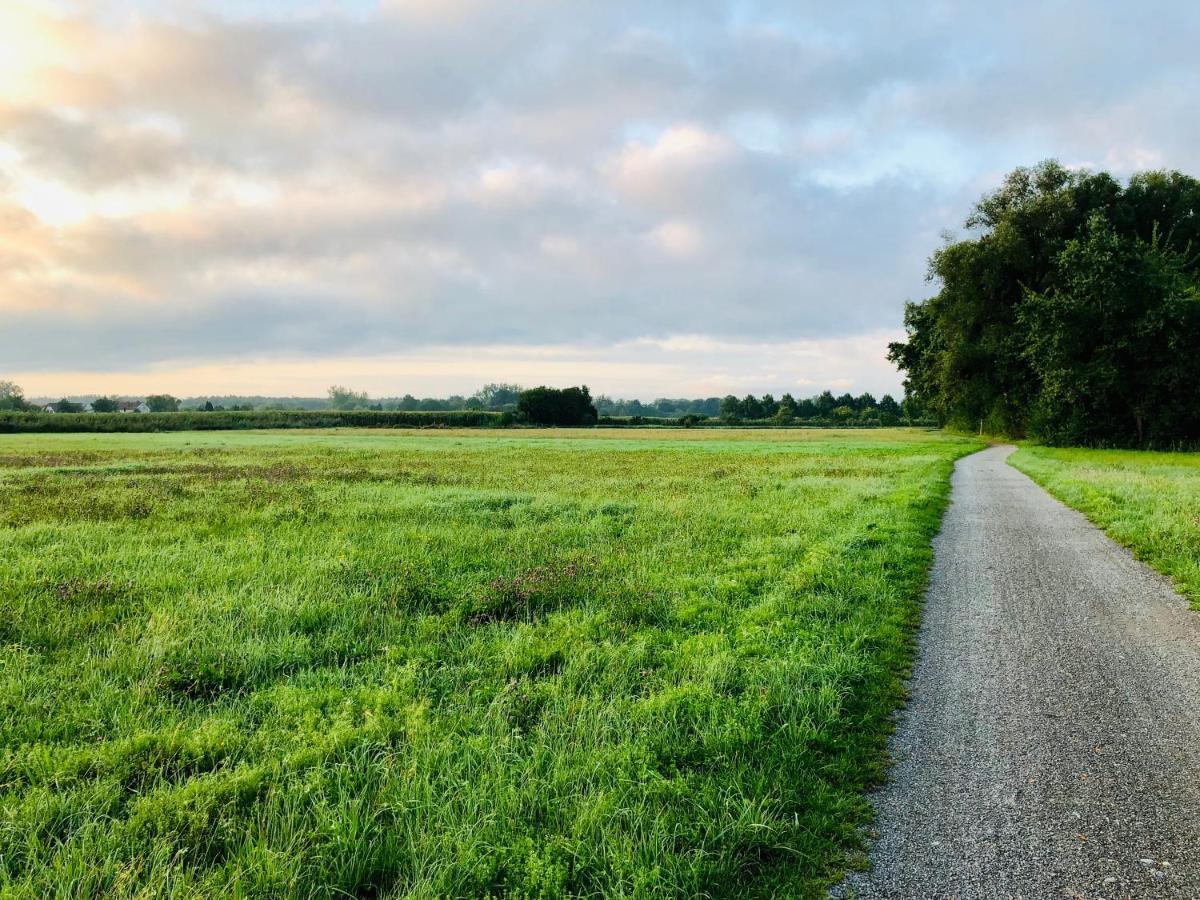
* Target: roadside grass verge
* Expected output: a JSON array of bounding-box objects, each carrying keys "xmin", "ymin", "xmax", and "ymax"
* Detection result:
[
  {"xmin": 0, "ymin": 428, "xmax": 979, "ymax": 897},
  {"xmin": 1010, "ymin": 445, "xmax": 1200, "ymax": 607}
]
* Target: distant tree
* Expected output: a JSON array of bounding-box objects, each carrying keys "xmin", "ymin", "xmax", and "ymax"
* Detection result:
[
  {"xmin": 203, "ymin": 400, "xmax": 215, "ymax": 412},
  {"xmin": 901, "ymin": 395, "xmax": 925, "ymax": 422},
  {"xmin": 719, "ymin": 395, "xmax": 742, "ymax": 422},
  {"xmin": 517, "ymin": 385, "xmax": 598, "ymax": 426},
  {"xmin": 835, "ymin": 393, "xmax": 856, "ymax": 411},
  {"xmin": 0, "ymin": 380, "xmax": 28, "ymax": 412},
  {"xmin": 474, "ymin": 383, "xmax": 523, "ymax": 409},
  {"xmin": 778, "ymin": 393, "xmax": 799, "ymax": 418},
  {"xmin": 90, "ymin": 396, "xmax": 119, "ymax": 413},
  {"xmin": 55, "ymin": 398, "xmax": 84, "ymax": 413},
  {"xmin": 856, "ymin": 392, "xmax": 877, "ymax": 410},
  {"xmin": 145, "ymin": 394, "xmax": 181, "ymax": 412},
  {"xmin": 795, "ymin": 396, "xmax": 818, "ymax": 418},
  {"xmin": 741, "ymin": 395, "xmax": 765, "ymax": 420},
  {"xmin": 328, "ymin": 385, "xmax": 369, "ymax": 410},
  {"xmin": 833, "ymin": 405, "xmax": 855, "ymax": 421},
  {"xmin": 878, "ymin": 394, "xmax": 901, "ymax": 425},
  {"xmin": 773, "ymin": 405, "xmax": 795, "ymax": 424},
  {"xmin": 759, "ymin": 394, "xmax": 779, "ymax": 418},
  {"xmin": 814, "ymin": 390, "xmax": 836, "ymax": 416}
]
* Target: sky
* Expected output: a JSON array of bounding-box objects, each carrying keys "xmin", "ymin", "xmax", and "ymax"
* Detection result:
[{"xmin": 3, "ymin": 1, "xmax": 1198, "ymax": 400}]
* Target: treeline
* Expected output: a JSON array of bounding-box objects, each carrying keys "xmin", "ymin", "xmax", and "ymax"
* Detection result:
[
  {"xmin": 0, "ymin": 409, "xmax": 503, "ymax": 434},
  {"xmin": 714, "ymin": 391, "xmax": 916, "ymax": 424},
  {"xmin": 891, "ymin": 161, "xmax": 1200, "ymax": 447},
  {"xmin": 1, "ymin": 381, "xmax": 930, "ymax": 432}
]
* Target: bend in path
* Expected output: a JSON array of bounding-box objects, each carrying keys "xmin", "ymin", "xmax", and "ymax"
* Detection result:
[{"xmin": 835, "ymin": 444, "xmax": 1200, "ymax": 899}]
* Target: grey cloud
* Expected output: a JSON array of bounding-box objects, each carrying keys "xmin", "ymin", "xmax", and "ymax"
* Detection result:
[{"xmin": 1, "ymin": 0, "xmax": 1196, "ymax": 375}]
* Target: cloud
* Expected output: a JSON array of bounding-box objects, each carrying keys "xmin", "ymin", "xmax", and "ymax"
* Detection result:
[{"xmin": 1, "ymin": 0, "xmax": 1197, "ymax": 397}]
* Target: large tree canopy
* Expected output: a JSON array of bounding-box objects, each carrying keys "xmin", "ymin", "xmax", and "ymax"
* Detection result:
[
  {"xmin": 517, "ymin": 386, "xmax": 599, "ymax": 427},
  {"xmin": 890, "ymin": 161, "xmax": 1200, "ymax": 446}
]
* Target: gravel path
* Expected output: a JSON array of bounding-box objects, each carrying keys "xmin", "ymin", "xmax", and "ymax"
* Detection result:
[{"xmin": 835, "ymin": 444, "xmax": 1200, "ymax": 899}]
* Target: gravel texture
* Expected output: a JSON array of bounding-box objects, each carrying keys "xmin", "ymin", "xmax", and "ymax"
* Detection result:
[{"xmin": 834, "ymin": 445, "xmax": 1200, "ymax": 899}]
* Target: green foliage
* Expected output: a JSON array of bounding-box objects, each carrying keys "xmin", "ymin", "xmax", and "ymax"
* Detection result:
[
  {"xmin": 890, "ymin": 161, "xmax": 1200, "ymax": 445},
  {"xmin": 145, "ymin": 395, "xmax": 181, "ymax": 413},
  {"xmin": 90, "ymin": 397, "xmax": 120, "ymax": 413},
  {"xmin": 719, "ymin": 395, "xmax": 742, "ymax": 422},
  {"xmin": 473, "ymin": 383, "xmax": 523, "ymax": 410},
  {"xmin": 516, "ymin": 386, "xmax": 598, "ymax": 426},
  {"xmin": 1020, "ymin": 216, "xmax": 1200, "ymax": 445},
  {"xmin": 1011, "ymin": 445, "xmax": 1200, "ymax": 606},
  {"xmin": 0, "ymin": 428, "xmax": 980, "ymax": 897},
  {"xmin": 0, "ymin": 381, "xmax": 29, "ymax": 412},
  {"xmin": 327, "ymin": 385, "xmax": 370, "ymax": 410}
]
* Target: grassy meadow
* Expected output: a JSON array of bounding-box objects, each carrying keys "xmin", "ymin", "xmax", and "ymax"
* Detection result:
[
  {"xmin": 0, "ymin": 428, "xmax": 980, "ymax": 897},
  {"xmin": 1011, "ymin": 445, "xmax": 1200, "ymax": 607}
]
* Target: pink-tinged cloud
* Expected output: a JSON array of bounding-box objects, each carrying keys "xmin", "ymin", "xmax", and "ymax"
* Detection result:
[{"xmin": 1, "ymin": 0, "xmax": 1198, "ymax": 397}]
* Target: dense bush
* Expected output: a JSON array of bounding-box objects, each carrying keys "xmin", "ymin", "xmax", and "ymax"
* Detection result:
[
  {"xmin": 516, "ymin": 386, "xmax": 598, "ymax": 426},
  {"xmin": 0, "ymin": 409, "xmax": 503, "ymax": 433}
]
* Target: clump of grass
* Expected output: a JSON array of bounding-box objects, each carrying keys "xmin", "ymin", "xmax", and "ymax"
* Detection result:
[
  {"xmin": 0, "ymin": 427, "xmax": 980, "ymax": 897},
  {"xmin": 466, "ymin": 559, "xmax": 594, "ymax": 625}
]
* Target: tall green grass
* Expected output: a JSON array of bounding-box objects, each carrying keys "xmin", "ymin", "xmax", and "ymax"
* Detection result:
[
  {"xmin": 1010, "ymin": 445, "xmax": 1200, "ymax": 607},
  {"xmin": 0, "ymin": 428, "xmax": 979, "ymax": 897}
]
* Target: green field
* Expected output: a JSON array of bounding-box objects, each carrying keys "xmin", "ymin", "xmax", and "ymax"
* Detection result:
[
  {"xmin": 1011, "ymin": 445, "xmax": 1200, "ymax": 608},
  {"xmin": 0, "ymin": 428, "xmax": 980, "ymax": 897}
]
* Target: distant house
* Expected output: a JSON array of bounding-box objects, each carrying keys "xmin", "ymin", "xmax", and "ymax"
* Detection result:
[
  {"xmin": 41, "ymin": 401, "xmax": 84, "ymax": 414},
  {"xmin": 135, "ymin": 402, "xmax": 151, "ymax": 414},
  {"xmin": 117, "ymin": 401, "xmax": 142, "ymax": 413},
  {"xmin": 82, "ymin": 402, "xmax": 94, "ymax": 413}
]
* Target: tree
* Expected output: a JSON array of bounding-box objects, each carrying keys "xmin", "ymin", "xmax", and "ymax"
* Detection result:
[
  {"xmin": 0, "ymin": 381, "xmax": 28, "ymax": 412},
  {"xmin": 328, "ymin": 385, "xmax": 369, "ymax": 410},
  {"xmin": 473, "ymin": 383, "xmax": 522, "ymax": 409},
  {"xmin": 1020, "ymin": 215, "xmax": 1200, "ymax": 445},
  {"xmin": 719, "ymin": 395, "xmax": 742, "ymax": 422},
  {"xmin": 517, "ymin": 386, "xmax": 598, "ymax": 426},
  {"xmin": 890, "ymin": 161, "xmax": 1200, "ymax": 443},
  {"xmin": 741, "ymin": 394, "xmax": 765, "ymax": 420},
  {"xmin": 795, "ymin": 396, "xmax": 818, "ymax": 418},
  {"xmin": 889, "ymin": 160, "xmax": 1200, "ymax": 443},
  {"xmin": 878, "ymin": 394, "xmax": 901, "ymax": 426},
  {"xmin": 145, "ymin": 394, "xmax": 181, "ymax": 412},
  {"xmin": 55, "ymin": 398, "xmax": 83, "ymax": 413},
  {"xmin": 814, "ymin": 390, "xmax": 836, "ymax": 416},
  {"xmin": 203, "ymin": 400, "xmax": 215, "ymax": 412},
  {"xmin": 91, "ymin": 396, "xmax": 119, "ymax": 413}
]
